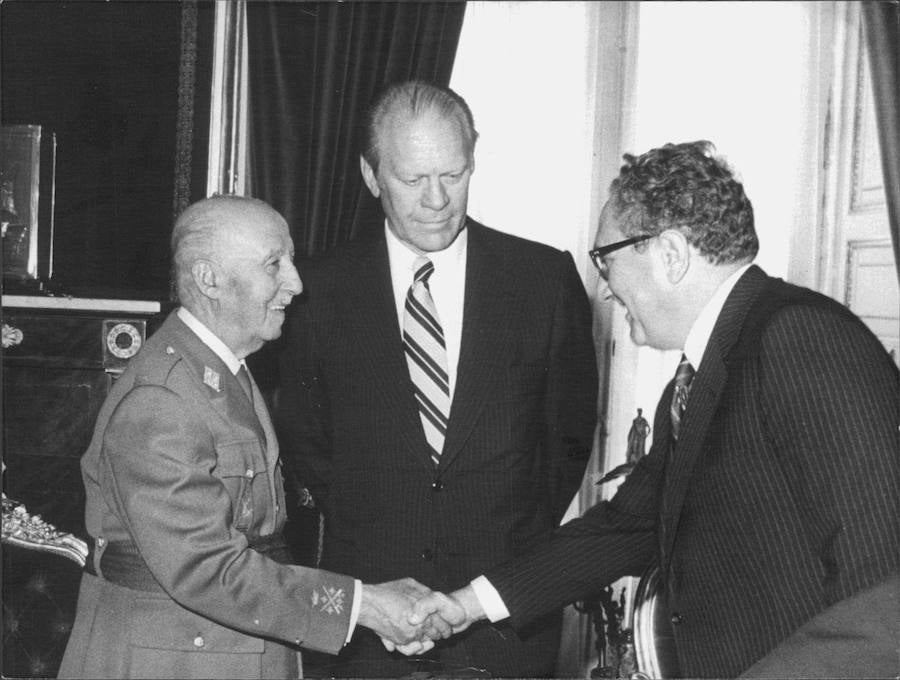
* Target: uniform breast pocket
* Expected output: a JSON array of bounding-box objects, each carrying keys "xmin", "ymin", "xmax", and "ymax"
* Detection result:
[{"xmin": 215, "ymin": 440, "xmax": 267, "ymax": 533}]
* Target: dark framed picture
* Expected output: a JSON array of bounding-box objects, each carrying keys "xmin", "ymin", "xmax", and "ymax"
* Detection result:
[{"xmin": 1, "ymin": 125, "xmax": 56, "ymax": 283}]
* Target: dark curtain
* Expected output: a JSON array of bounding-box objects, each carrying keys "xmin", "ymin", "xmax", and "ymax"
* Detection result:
[
  {"xmin": 862, "ymin": 0, "xmax": 900, "ymax": 283},
  {"xmin": 246, "ymin": 1, "xmax": 467, "ymax": 258}
]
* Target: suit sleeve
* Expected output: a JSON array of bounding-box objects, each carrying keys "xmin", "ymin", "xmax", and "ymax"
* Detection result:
[
  {"xmin": 100, "ymin": 384, "xmax": 353, "ymax": 654},
  {"xmin": 485, "ymin": 393, "xmax": 667, "ymax": 630},
  {"xmin": 544, "ymin": 253, "xmax": 599, "ymax": 522}
]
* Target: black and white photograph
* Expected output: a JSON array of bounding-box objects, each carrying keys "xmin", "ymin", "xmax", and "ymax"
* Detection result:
[{"xmin": 2, "ymin": 2, "xmax": 898, "ymax": 679}]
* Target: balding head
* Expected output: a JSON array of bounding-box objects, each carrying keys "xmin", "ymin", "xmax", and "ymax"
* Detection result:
[
  {"xmin": 170, "ymin": 194, "xmax": 302, "ymax": 358},
  {"xmin": 171, "ymin": 195, "xmax": 286, "ymax": 307}
]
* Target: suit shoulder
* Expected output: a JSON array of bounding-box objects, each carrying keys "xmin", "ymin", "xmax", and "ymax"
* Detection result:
[
  {"xmin": 468, "ymin": 219, "xmax": 571, "ymax": 264},
  {"xmin": 748, "ymin": 277, "xmax": 892, "ymax": 366},
  {"xmin": 754, "ymin": 277, "xmax": 868, "ymax": 331}
]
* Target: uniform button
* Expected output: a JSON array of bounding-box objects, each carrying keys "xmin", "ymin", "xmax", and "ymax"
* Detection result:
[
  {"xmin": 670, "ymin": 612, "xmax": 683, "ymax": 625},
  {"xmin": 431, "ymin": 480, "xmax": 443, "ymax": 491},
  {"xmin": 193, "ymin": 635, "xmax": 205, "ymax": 648},
  {"xmin": 166, "ymin": 346, "xmax": 175, "ymax": 355},
  {"xmin": 96, "ymin": 537, "xmax": 107, "ymax": 547},
  {"xmin": 421, "ymin": 548, "xmax": 434, "ymax": 561},
  {"xmin": 245, "ymin": 469, "xmax": 254, "ymax": 478}
]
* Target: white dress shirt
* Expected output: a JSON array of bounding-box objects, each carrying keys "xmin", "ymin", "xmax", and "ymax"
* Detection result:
[
  {"xmin": 471, "ymin": 262, "xmax": 754, "ymax": 622},
  {"xmin": 177, "ymin": 306, "xmax": 363, "ymax": 641},
  {"xmin": 385, "ymin": 222, "xmax": 468, "ymax": 399},
  {"xmin": 682, "ymin": 263, "xmax": 752, "ymax": 370}
]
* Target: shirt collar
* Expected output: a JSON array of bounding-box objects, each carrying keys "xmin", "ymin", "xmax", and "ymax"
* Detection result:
[
  {"xmin": 384, "ymin": 220, "xmax": 468, "ymax": 276},
  {"xmin": 683, "ymin": 263, "xmax": 752, "ymax": 370},
  {"xmin": 177, "ymin": 306, "xmax": 244, "ymax": 375}
]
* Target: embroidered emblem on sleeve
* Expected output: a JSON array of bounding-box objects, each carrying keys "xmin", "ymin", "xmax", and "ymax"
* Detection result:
[{"xmin": 312, "ymin": 586, "xmax": 345, "ymax": 615}]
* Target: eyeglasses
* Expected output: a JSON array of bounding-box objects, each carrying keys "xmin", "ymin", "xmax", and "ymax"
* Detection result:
[{"xmin": 589, "ymin": 234, "xmax": 654, "ymax": 280}]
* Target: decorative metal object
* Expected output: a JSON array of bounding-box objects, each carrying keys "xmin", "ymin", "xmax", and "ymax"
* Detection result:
[
  {"xmin": 583, "ymin": 407, "xmax": 677, "ymax": 679},
  {"xmin": 1, "ymin": 495, "xmax": 88, "ymax": 567}
]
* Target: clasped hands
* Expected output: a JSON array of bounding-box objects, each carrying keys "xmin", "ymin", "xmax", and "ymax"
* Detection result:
[{"xmin": 359, "ymin": 579, "xmax": 482, "ymax": 655}]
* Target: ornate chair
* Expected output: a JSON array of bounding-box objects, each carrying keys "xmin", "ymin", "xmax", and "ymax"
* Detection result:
[{"xmin": 2, "ymin": 495, "xmax": 87, "ymax": 678}]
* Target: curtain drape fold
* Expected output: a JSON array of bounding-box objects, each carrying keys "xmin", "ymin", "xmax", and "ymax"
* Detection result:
[
  {"xmin": 246, "ymin": 1, "xmax": 466, "ymax": 257},
  {"xmin": 862, "ymin": 0, "xmax": 900, "ymax": 283}
]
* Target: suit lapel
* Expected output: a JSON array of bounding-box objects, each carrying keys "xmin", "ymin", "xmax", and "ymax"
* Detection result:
[
  {"xmin": 439, "ymin": 222, "xmax": 512, "ymax": 472},
  {"xmin": 660, "ymin": 266, "xmax": 768, "ymax": 571},
  {"xmin": 349, "ymin": 237, "xmax": 433, "ymax": 471}
]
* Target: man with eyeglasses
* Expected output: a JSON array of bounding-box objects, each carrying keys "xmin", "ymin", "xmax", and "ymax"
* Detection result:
[{"xmin": 412, "ymin": 141, "xmax": 899, "ymax": 678}]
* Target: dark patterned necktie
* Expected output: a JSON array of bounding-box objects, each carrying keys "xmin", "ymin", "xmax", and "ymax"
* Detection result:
[
  {"xmin": 403, "ymin": 257, "xmax": 450, "ymax": 466},
  {"xmin": 669, "ymin": 354, "xmax": 695, "ymax": 442},
  {"xmin": 236, "ymin": 364, "xmax": 254, "ymax": 405}
]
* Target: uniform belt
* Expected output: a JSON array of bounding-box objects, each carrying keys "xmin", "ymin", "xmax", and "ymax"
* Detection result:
[{"xmin": 84, "ymin": 533, "xmax": 292, "ymax": 593}]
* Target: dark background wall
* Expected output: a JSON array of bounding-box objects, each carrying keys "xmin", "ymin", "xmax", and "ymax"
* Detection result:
[{"xmin": 1, "ymin": 0, "xmax": 212, "ymax": 300}]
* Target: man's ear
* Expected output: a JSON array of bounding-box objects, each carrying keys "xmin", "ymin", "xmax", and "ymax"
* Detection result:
[
  {"xmin": 360, "ymin": 155, "xmax": 381, "ymax": 198},
  {"xmin": 657, "ymin": 228, "xmax": 691, "ymax": 284},
  {"xmin": 191, "ymin": 259, "xmax": 220, "ymax": 300}
]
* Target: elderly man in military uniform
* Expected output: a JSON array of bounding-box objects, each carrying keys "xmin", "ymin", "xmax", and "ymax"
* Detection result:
[{"xmin": 60, "ymin": 195, "xmax": 450, "ymax": 679}]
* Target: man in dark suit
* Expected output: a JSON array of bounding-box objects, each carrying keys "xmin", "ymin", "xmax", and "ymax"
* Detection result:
[
  {"xmin": 412, "ymin": 141, "xmax": 900, "ymax": 678},
  {"xmin": 60, "ymin": 195, "xmax": 452, "ymax": 679},
  {"xmin": 276, "ymin": 81, "xmax": 598, "ymax": 677}
]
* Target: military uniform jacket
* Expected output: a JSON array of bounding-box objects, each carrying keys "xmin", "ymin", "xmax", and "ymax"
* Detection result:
[
  {"xmin": 485, "ymin": 266, "xmax": 900, "ymax": 678},
  {"xmin": 59, "ymin": 311, "xmax": 354, "ymax": 679}
]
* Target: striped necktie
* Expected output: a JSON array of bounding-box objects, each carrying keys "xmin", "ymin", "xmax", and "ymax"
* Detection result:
[
  {"xmin": 669, "ymin": 354, "xmax": 695, "ymax": 442},
  {"xmin": 403, "ymin": 257, "xmax": 451, "ymax": 466}
]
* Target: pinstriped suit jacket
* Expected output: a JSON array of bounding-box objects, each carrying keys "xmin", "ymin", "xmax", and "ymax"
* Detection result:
[
  {"xmin": 277, "ymin": 219, "xmax": 598, "ymax": 676},
  {"xmin": 486, "ymin": 266, "xmax": 900, "ymax": 678}
]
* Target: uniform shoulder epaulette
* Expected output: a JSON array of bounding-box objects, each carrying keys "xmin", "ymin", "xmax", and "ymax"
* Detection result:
[{"xmin": 132, "ymin": 341, "xmax": 183, "ymax": 387}]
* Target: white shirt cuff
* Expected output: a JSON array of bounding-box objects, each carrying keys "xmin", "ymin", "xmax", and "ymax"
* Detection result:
[
  {"xmin": 470, "ymin": 575, "xmax": 510, "ymax": 623},
  {"xmin": 346, "ymin": 579, "xmax": 362, "ymax": 644}
]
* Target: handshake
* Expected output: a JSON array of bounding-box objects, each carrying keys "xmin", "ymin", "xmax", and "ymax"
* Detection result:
[{"xmin": 358, "ymin": 579, "xmax": 484, "ymax": 655}]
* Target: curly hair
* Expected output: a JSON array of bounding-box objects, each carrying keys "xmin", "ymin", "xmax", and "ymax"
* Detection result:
[
  {"xmin": 608, "ymin": 141, "xmax": 758, "ymax": 265},
  {"xmin": 362, "ymin": 80, "xmax": 478, "ymax": 172}
]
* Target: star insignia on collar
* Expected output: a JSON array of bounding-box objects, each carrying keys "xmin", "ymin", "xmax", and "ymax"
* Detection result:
[{"xmin": 203, "ymin": 366, "xmax": 221, "ymax": 392}]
